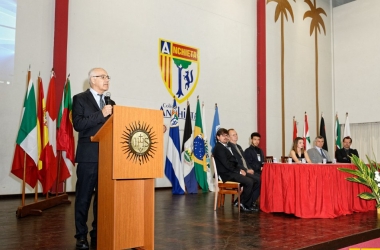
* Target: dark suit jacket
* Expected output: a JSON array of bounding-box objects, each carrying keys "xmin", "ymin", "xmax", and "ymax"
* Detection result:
[
  {"xmin": 213, "ymin": 142, "xmax": 243, "ymax": 182},
  {"xmin": 72, "ymin": 89, "xmax": 115, "ymax": 163},
  {"xmin": 228, "ymin": 142, "xmax": 250, "ymax": 170},
  {"xmin": 335, "ymin": 148, "xmax": 359, "ymax": 163},
  {"xmin": 244, "ymin": 145, "xmax": 264, "ymax": 174}
]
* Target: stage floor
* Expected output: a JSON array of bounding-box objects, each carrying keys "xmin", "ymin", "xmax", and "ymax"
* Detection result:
[{"xmin": 1, "ymin": 189, "xmax": 380, "ymax": 249}]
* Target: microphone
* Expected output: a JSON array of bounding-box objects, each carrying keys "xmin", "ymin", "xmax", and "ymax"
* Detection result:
[{"xmin": 104, "ymin": 92, "xmax": 111, "ymax": 105}]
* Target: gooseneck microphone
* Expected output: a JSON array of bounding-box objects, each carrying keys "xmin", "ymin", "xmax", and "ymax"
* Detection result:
[{"xmin": 104, "ymin": 92, "xmax": 111, "ymax": 105}]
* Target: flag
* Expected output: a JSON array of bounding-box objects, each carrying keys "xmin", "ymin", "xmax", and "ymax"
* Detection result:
[
  {"xmin": 193, "ymin": 98, "xmax": 208, "ymax": 193},
  {"xmin": 37, "ymin": 76, "xmax": 47, "ymax": 172},
  {"xmin": 293, "ymin": 117, "xmax": 297, "ymax": 140},
  {"xmin": 39, "ymin": 72, "xmax": 58, "ymax": 193},
  {"xmin": 182, "ymin": 102, "xmax": 197, "ymax": 194},
  {"xmin": 344, "ymin": 113, "xmax": 350, "ymax": 137},
  {"xmin": 319, "ymin": 115, "xmax": 328, "ymax": 151},
  {"xmin": 210, "ymin": 104, "xmax": 220, "ymax": 154},
  {"xmin": 335, "ymin": 114, "xmax": 341, "ymax": 150},
  {"xmin": 56, "ymin": 78, "xmax": 74, "ymax": 183},
  {"xmin": 303, "ymin": 112, "xmax": 311, "ymax": 150},
  {"xmin": 11, "ymin": 72, "xmax": 38, "ymax": 188},
  {"xmin": 202, "ymin": 102, "xmax": 214, "ymax": 192},
  {"xmin": 164, "ymin": 99, "xmax": 185, "ymax": 194}
]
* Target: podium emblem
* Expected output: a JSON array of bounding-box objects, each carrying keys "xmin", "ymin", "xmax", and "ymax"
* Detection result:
[
  {"xmin": 121, "ymin": 121, "xmax": 158, "ymax": 165},
  {"xmin": 159, "ymin": 38, "xmax": 200, "ymax": 104}
]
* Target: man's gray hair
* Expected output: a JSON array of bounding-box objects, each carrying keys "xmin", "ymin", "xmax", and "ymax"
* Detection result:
[
  {"xmin": 315, "ymin": 135, "xmax": 324, "ymax": 141},
  {"xmin": 88, "ymin": 68, "xmax": 101, "ymax": 86}
]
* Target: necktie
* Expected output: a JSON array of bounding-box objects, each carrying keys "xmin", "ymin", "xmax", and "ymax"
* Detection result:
[
  {"xmin": 320, "ymin": 148, "xmax": 326, "ymax": 159},
  {"xmin": 234, "ymin": 144, "xmax": 248, "ymax": 170},
  {"xmin": 98, "ymin": 94, "xmax": 105, "ymax": 109}
]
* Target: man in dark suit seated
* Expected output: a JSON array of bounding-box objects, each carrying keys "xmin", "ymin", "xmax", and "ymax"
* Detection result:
[
  {"xmin": 213, "ymin": 128, "xmax": 259, "ymax": 212},
  {"xmin": 244, "ymin": 132, "xmax": 265, "ymax": 176},
  {"xmin": 228, "ymin": 129, "xmax": 260, "ymax": 208},
  {"xmin": 335, "ymin": 136, "xmax": 359, "ymax": 163},
  {"xmin": 72, "ymin": 68, "xmax": 116, "ymax": 250}
]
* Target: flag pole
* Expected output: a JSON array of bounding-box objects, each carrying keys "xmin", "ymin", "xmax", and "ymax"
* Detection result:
[
  {"xmin": 34, "ymin": 71, "xmax": 41, "ymax": 202},
  {"xmin": 335, "ymin": 112, "xmax": 338, "ymax": 151},
  {"xmin": 56, "ymin": 151, "xmax": 62, "ymax": 196},
  {"xmin": 21, "ymin": 69, "xmax": 32, "ymax": 206},
  {"xmin": 22, "ymin": 153, "xmax": 26, "ymax": 206}
]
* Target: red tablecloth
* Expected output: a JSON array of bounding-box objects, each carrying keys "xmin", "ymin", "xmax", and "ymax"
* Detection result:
[{"xmin": 260, "ymin": 163, "xmax": 376, "ymax": 218}]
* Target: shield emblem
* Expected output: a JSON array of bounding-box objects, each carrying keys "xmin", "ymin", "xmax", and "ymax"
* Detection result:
[{"xmin": 159, "ymin": 39, "xmax": 200, "ymax": 104}]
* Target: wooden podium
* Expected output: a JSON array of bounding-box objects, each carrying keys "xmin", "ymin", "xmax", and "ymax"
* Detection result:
[{"xmin": 91, "ymin": 105, "xmax": 163, "ymax": 250}]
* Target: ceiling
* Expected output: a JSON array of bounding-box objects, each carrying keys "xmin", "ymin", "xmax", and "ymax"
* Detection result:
[{"xmin": 332, "ymin": 0, "xmax": 356, "ymax": 8}]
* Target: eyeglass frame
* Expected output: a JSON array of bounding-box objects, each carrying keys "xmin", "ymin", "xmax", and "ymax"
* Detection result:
[{"xmin": 92, "ymin": 75, "xmax": 111, "ymax": 80}]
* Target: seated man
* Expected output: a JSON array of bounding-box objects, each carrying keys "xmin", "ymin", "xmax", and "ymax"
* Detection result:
[
  {"xmin": 228, "ymin": 129, "xmax": 260, "ymax": 208},
  {"xmin": 213, "ymin": 128, "xmax": 259, "ymax": 212},
  {"xmin": 307, "ymin": 136, "xmax": 332, "ymax": 163},
  {"xmin": 244, "ymin": 132, "xmax": 265, "ymax": 175},
  {"xmin": 335, "ymin": 136, "xmax": 359, "ymax": 163}
]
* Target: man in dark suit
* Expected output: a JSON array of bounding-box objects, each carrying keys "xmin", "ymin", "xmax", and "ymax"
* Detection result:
[
  {"xmin": 244, "ymin": 132, "xmax": 265, "ymax": 175},
  {"xmin": 228, "ymin": 129, "xmax": 260, "ymax": 208},
  {"xmin": 72, "ymin": 68, "xmax": 115, "ymax": 250},
  {"xmin": 213, "ymin": 128, "xmax": 258, "ymax": 212},
  {"xmin": 335, "ymin": 136, "xmax": 359, "ymax": 163}
]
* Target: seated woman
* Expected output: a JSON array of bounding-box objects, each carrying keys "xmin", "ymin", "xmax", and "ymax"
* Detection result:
[{"xmin": 289, "ymin": 137, "xmax": 311, "ymax": 163}]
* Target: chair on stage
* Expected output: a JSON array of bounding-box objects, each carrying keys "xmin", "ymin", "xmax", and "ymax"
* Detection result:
[
  {"xmin": 265, "ymin": 156, "xmax": 274, "ymax": 163},
  {"xmin": 211, "ymin": 156, "xmax": 241, "ymax": 212},
  {"xmin": 281, "ymin": 156, "xmax": 289, "ymax": 163}
]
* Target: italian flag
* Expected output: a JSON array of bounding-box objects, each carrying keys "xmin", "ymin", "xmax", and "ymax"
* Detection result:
[
  {"xmin": 11, "ymin": 73, "xmax": 38, "ymax": 188},
  {"xmin": 56, "ymin": 78, "xmax": 74, "ymax": 182}
]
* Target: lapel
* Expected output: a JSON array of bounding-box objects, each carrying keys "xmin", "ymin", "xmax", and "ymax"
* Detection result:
[
  {"xmin": 219, "ymin": 142, "xmax": 232, "ymax": 156},
  {"xmin": 85, "ymin": 89, "xmax": 101, "ymax": 111}
]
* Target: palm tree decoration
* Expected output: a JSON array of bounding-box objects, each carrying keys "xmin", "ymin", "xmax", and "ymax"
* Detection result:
[
  {"xmin": 267, "ymin": 0, "xmax": 296, "ymax": 156},
  {"xmin": 303, "ymin": 0, "xmax": 326, "ymax": 133}
]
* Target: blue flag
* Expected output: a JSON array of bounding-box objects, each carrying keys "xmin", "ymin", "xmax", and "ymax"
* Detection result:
[
  {"xmin": 164, "ymin": 99, "xmax": 185, "ymax": 194},
  {"xmin": 210, "ymin": 105, "xmax": 220, "ymax": 153}
]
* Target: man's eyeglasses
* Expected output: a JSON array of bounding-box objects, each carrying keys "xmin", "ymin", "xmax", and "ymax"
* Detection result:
[{"xmin": 92, "ymin": 75, "xmax": 111, "ymax": 80}]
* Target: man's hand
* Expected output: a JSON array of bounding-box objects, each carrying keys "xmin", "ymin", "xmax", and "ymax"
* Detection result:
[
  {"xmin": 102, "ymin": 104, "xmax": 113, "ymax": 117},
  {"xmin": 247, "ymin": 169, "xmax": 254, "ymax": 175},
  {"xmin": 240, "ymin": 170, "xmax": 246, "ymax": 176}
]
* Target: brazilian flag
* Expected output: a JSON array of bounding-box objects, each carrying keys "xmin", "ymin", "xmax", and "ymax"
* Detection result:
[{"xmin": 193, "ymin": 98, "xmax": 208, "ymax": 193}]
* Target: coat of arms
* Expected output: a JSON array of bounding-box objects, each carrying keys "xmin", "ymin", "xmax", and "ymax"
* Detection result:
[{"xmin": 159, "ymin": 39, "xmax": 199, "ymax": 103}]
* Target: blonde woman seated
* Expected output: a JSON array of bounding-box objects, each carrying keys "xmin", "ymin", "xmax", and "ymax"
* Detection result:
[{"xmin": 289, "ymin": 137, "xmax": 311, "ymax": 163}]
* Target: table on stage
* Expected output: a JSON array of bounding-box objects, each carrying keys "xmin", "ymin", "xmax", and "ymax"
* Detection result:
[{"xmin": 260, "ymin": 163, "xmax": 376, "ymax": 218}]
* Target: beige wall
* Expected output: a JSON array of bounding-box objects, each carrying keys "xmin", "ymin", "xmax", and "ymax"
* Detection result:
[
  {"xmin": 2, "ymin": 0, "xmax": 378, "ymax": 195},
  {"xmin": 1, "ymin": 0, "xmax": 257, "ymax": 194},
  {"xmin": 266, "ymin": 0, "xmax": 333, "ymax": 159},
  {"xmin": 333, "ymin": 0, "xmax": 380, "ymax": 123}
]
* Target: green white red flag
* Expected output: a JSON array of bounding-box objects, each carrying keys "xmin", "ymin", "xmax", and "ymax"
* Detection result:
[
  {"xmin": 11, "ymin": 71, "xmax": 38, "ymax": 188},
  {"xmin": 56, "ymin": 78, "xmax": 74, "ymax": 182}
]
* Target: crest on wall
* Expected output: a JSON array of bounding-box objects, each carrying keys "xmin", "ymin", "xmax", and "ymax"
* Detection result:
[{"xmin": 159, "ymin": 39, "xmax": 200, "ymax": 104}]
